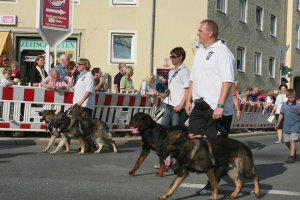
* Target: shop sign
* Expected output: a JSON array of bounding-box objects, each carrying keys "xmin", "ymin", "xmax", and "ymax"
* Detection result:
[
  {"xmin": 0, "ymin": 15, "xmax": 17, "ymax": 25},
  {"xmin": 20, "ymin": 39, "xmax": 76, "ymax": 50}
]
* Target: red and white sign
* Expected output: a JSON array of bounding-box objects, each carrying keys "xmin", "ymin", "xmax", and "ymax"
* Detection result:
[
  {"xmin": 0, "ymin": 15, "xmax": 17, "ymax": 25},
  {"xmin": 42, "ymin": 0, "xmax": 70, "ymax": 30}
]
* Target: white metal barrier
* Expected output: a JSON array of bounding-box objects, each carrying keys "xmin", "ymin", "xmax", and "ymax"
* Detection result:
[{"xmin": 0, "ymin": 85, "xmax": 160, "ymax": 132}]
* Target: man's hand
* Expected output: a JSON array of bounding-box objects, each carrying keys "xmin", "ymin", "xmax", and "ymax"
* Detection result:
[
  {"xmin": 173, "ymin": 104, "xmax": 183, "ymax": 112},
  {"xmin": 213, "ymin": 107, "xmax": 223, "ymax": 119},
  {"xmin": 185, "ymin": 102, "xmax": 192, "ymax": 116}
]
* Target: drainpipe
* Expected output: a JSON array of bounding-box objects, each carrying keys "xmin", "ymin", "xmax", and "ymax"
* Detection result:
[{"xmin": 150, "ymin": 0, "xmax": 156, "ymax": 73}]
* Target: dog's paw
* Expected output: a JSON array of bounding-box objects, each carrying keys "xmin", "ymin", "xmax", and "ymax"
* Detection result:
[
  {"xmin": 94, "ymin": 151, "xmax": 100, "ymax": 154},
  {"xmin": 78, "ymin": 152, "xmax": 85, "ymax": 155},
  {"xmin": 128, "ymin": 171, "xmax": 136, "ymax": 175},
  {"xmin": 64, "ymin": 150, "xmax": 69, "ymax": 153},
  {"xmin": 41, "ymin": 149, "xmax": 48, "ymax": 153},
  {"xmin": 50, "ymin": 151, "xmax": 57, "ymax": 154},
  {"xmin": 226, "ymin": 195, "xmax": 235, "ymax": 200},
  {"xmin": 155, "ymin": 172, "xmax": 163, "ymax": 177},
  {"xmin": 156, "ymin": 197, "xmax": 167, "ymax": 200}
]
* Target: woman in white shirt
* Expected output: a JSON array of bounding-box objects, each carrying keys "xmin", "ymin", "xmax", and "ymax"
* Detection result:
[{"xmin": 270, "ymin": 84, "xmax": 288, "ymax": 144}]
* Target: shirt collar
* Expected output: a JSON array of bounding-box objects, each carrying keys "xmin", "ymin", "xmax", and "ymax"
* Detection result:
[
  {"xmin": 203, "ymin": 40, "xmax": 222, "ymax": 51},
  {"xmin": 286, "ymin": 101, "xmax": 296, "ymax": 105},
  {"xmin": 172, "ymin": 64, "xmax": 185, "ymax": 71}
]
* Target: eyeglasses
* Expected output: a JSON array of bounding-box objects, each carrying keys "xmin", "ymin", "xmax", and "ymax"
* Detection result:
[
  {"xmin": 2, "ymin": 59, "xmax": 9, "ymax": 62},
  {"xmin": 169, "ymin": 55, "xmax": 178, "ymax": 59}
]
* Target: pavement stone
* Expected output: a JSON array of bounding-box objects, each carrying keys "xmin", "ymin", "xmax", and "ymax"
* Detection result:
[{"xmin": 0, "ymin": 131, "xmax": 277, "ymax": 146}]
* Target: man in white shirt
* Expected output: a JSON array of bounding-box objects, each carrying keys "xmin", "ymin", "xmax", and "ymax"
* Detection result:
[
  {"xmin": 185, "ymin": 19, "xmax": 235, "ymax": 196},
  {"xmin": 161, "ymin": 47, "xmax": 190, "ymax": 126}
]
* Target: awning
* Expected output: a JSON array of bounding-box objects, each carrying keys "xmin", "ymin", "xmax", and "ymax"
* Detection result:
[{"xmin": 0, "ymin": 32, "xmax": 9, "ymax": 55}]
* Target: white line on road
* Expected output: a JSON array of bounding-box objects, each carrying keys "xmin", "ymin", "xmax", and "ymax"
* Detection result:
[{"xmin": 180, "ymin": 183, "xmax": 300, "ymax": 196}]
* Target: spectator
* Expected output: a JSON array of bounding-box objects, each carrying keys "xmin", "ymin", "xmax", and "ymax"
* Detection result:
[
  {"xmin": 72, "ymin": 58, "xmax": 95, "ymax": 117},
  {"xmin": 55, "ymin": 54, "xmax": 70, "ymax": 79},
  {"xmin": 238, "ymin": 86, "xmax": 255, "ymax": 105},
  {"xmin": 0, "ymin": 55, "xmax": 9, "ymax": 80},
  {"xmin": 119, "ymin": 65, "xmax": 139, "ymax": 93},
  {"xmin": 185, "ymin": 19, "xmax": 235, "ymax": 196},
  {"xmin": 140, "ymin": 73, "xmax": 157, "ymax": 95},
  {"xmin": 10, "ymin": 61, "xmax": 21, "ymax": 83},
  {"xmin": 1, "ymin": 67, "xmax": 15, "ymax": 121},
  {"xmin": 271, "ymin": 84, "xmax": 288, "ymax": 144},
  {"xmin": 72, "ymin": 64, "xmax": 80, "ymax": 86},
  {"xmin": 156, "ymin": 73, "xmax": 168, "ymax": 98},
  {"xmin": 41, "ymin": 68, "xmax": 69, "ymax": 90},
  {"xmin": 114, "ymin": 63, "xmax": 126, "ymax": 93},
  {"xmin": 257, "ymin": 89, "xmax": 266, "ymax": 103},
  {"xmin": 161, "ymin": 47, "xmax": 190, "ymax": 126},
  {"xmin": 251, "ymin": 87, "xmax": 259, "ymax": 102},
  {"xmin": 266, "ymin": 90, "xmax": 274, "ymax": 105},
  {"xmin": 233, "ymin": 80, "xmax": 241, "ymax": 120},
  {"xmin": 275, "ymin": 89, "xmax": 299, "ymax": 163},
  {"xmin": 65, "ymin": 61, "xmax": 76, "ymax": 85},
  {"xmin": 92, "ymin": 68, "xmax": 108, "ymax": 92},
  {"xmin": 28, "ymin": 55, "xmax": 48, "ymax": 87}
]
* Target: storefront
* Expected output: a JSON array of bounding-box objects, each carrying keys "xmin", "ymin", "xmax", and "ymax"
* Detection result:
[{"xmin": 17, "ymin": 37, "xmax": 77, "ymax": 85}]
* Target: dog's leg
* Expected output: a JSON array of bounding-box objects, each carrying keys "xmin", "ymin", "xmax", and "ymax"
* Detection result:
[
  {"xmin": 156, "ymin": 173, "xmax": 188, "ymax": 200},
  {"xmin": 156, "ymin": 158, "xmax": 166, "ymax": 177},
  {"xmin": 206, "ymin": 168, "xmax": 219, "ymax": 200},
  {"xmin": 50, "ymin": 136, "xmax": 67, "ymax": 154},
  {"xmin": 78, "ymin": 136, "xmax": 85, "ymax": 155},
  {"xmin": 41, "ymin": 134, "xmax": 56, "ymax": 153},
  {"xmin": 227, "ymin": 167, "xmax": 244, "ymax": 199},
  {"xmin": 104, "ymin": 138, "xmax": 118, "ymax": 153},
  {"xmin": 129, "ymin": 143, "xmax": 150, "ymax": 175},
  {"xmin": 64, "ymin": 139, "xmax": 70, "ymax": 153},
  {"xmin": 242, "ymin": 168, "xmax": 260, "ymax": 198}
]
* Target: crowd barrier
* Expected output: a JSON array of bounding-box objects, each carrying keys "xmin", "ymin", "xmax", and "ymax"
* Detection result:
[{"xmin": 0, "ymin": 85, "xmax": 275, "ymax": 133}]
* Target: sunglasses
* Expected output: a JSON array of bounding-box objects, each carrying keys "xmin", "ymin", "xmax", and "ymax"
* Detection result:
[
  {"xmin": 169, "ymin": 55, "xmax": 178, "ymax": 59},
  {"xmin": 2, "ymin": 59, "xmax": 9, "ymax": 62}
]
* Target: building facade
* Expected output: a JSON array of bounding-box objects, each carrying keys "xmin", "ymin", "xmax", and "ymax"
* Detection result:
[{"xmin": 0, "ymin": 0, "xmax": 296, "ymax": 93}]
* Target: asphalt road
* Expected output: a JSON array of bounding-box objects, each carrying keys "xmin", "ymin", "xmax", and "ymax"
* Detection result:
[{"xmin": 0, "ymin": 134, "xmax": 299, "ymax": 200}]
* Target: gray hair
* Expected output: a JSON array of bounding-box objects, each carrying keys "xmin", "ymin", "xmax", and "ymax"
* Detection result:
[
  {"xmin": 124, "ymin": 65, "xmax": 134, "ymax": 76},
  {"xmin": 59, "ymin": 54, "xmax": 69, "ymax": 62},
  {"xmin": 49, "ymin": 68, "xmax": 59, "ymax": 75}
]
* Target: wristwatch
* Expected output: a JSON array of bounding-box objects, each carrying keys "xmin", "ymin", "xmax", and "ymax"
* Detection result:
[{"xmin": 217, "ymin": 103, "xmax": 224, "ymax": 108}]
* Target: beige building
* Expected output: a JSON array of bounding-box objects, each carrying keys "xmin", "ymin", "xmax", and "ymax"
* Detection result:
[{"xmin": 0, "ymin": 0, "xmax": 296, "ymax": 94}]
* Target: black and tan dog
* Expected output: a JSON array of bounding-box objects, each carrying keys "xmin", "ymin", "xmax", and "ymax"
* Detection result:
[
  {"xmin": 50, "ymin": 109, "xmax": 118, "ymax": 155},
  {"xmin": 38, "ymin": 110, "xmax": 70, "ymax": 153},
  {"xmin": 156, "ymin": 131, "xmax": 260, "ymax": 200},
  {"xmin": 129, "ymin": 112, "xmax": 188, "ymax": 177}
]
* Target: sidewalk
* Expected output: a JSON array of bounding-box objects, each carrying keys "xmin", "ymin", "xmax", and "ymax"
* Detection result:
[{"xmin": 0, "ymin": 131, "xmax": 277, "ymax": 146}]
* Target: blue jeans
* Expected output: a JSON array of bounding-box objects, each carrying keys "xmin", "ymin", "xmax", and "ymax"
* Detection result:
[{"xmin": 161, "ymin": 105, "xmax": 188, "ymax": 126}]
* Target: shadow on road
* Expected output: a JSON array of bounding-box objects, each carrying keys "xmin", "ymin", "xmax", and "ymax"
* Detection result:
[{"xmin": 244, "ymin": 141, "xmax": 266, "ymax": 150}]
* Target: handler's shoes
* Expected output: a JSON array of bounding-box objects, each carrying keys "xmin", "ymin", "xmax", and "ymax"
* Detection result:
[
  {"xmin": 196, "ymin": 186, "xmax": 212, "ymax": 196},
  {"xmin": 275, "ymin": 140, "xmax": 283, "ymax": 144},
  {"xmin": 285, "ymin": 156, "xmax": 295, "ymax": 164}
]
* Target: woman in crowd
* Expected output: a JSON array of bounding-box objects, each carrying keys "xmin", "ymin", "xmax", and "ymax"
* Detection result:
[
  {"xmin": 28, "ymin": 55, "xmax": 48, "ymax": 87},
  {"xmin": 140, "ymin": 73, "xmax": 157, "ymax": 95},
  {"xmin": 65, "ymin": 61, "xmax": 76, "ymax": 86},
  {"xmin": 270, "ymin": 84, "xmax": 288, "ymax": 144},
  {"xmin": 119, "ymin": 65, "xmax": 139, "ymax": 93},
  {"xmin": 92, "ymin": 67, "xmax": 108, "ymax": 92},
  {"xmin": 72, "ymin": 58, "xmax": 95, "ymax": 117},
  {"xmin": 0, "ymin": 55, "xmax": 9, "ymax": 80},
  {"xmin": 41, "ymin": 68, "xmax": 69, "ymax": 90}
]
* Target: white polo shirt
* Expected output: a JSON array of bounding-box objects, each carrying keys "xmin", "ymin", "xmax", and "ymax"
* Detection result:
[
  {"xmin": 190, "ymin": 40, "xmax": 235, "ymax": 116},
  {"xmin": 73, "ymin": 71, "xmax": 95, "ymax": 110},
  {"xmin": 163, "ymin": 64, "xmax": 190, "ymax": 107}
]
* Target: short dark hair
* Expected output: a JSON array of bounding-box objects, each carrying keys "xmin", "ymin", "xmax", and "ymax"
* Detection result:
[
  {"xmin": 170, "ymin": 47, "xmax": 186, "ymax": 61},
  {"xmin": 91, "ymin": 68, "xmax": 100, "ymax": 76},
  {"xmin": 278, "ymin": 84, "xmax": 288, "ymax": 90}
]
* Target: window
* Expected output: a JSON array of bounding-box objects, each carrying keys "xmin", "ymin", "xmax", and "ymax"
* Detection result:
[
  {"xmin": 269, "ymin": 57, "xmax": 275, "ymax": 78},
  {"xmin": 254, "ymin": 52, "xmax": 261, "ymax": 75},
  {"xmin": 237, "ymin": 46, "xmax": 245, "ymax": 72},
  {"xmin": 109, "ymin": 31, "xmax": 137, "ymax": 64},
  {"xmin": 0, "ymin": 0, "xmax": 17, "ymax": 2},
  {"xmin": 270, "ymin": 14, "xmax": 277, "ymax": 36},
  {"xmin": 238, "ymin": 0, "xmax": 247, "ymax": 22},
  {"xmin": 256, "ymin": 6, "xmax": 263, "ymax": 30},
  {"xmin": 296, "ymin": 24, "xmax": 300, "ymax": 49},
  {"xmin": 297, "ymin": 0, "xmax": 300, "ymax": 11},
  {"xmin": 216, "ymin": 0, "xmax": 226, "ymax": 13},
  {"xmin": 112, "ymin": 0, "xmax": 138, "ymax": 5}
]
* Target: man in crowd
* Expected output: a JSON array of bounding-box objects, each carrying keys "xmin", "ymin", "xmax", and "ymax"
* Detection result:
[
  {"xmin": 55, "ymin": 54, "xmax": 70, "ymax": 79},
  {"xmin": 156, "ymin": 73, "xmax": 168, "ymax": 98},
  {"xmin": 114, "ymin": 63, "xmax": 126, "ymax": 93}
]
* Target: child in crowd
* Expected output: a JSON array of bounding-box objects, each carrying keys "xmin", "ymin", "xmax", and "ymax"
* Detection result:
[
  {"xmin": 1, "ymin": 68, "xmax": 16, "ymax": 121},
  {"xmin": 11, "ymin": 61, "xmax": 21, "ymax": 83},
  {"xmin": 275, "ymin": 89, "xmax": 299, "ymax": 163}
]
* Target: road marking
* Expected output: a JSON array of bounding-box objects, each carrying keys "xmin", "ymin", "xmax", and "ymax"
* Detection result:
[{"xmin": 180, "ymin": 183, "xmax": 300, "ymax": 196}]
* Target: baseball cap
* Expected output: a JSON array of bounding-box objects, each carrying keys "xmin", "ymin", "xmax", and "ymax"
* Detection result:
[{"xmin": 161, "ymin": 73, "xmax": 168, "ymax": 79}]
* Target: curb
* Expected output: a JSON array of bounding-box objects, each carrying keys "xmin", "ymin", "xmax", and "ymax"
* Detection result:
[{"xmin": 0, "ymin": 131, "xmax": 277, "ymax": 146}]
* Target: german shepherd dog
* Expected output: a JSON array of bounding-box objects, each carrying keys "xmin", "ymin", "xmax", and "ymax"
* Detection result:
[
  {"xmin": 156, "ymin": 131, "xmax": 260, "ymax": 200},
  {"xmin": 129, "ymin": 112, "xmax": 188, "ymax": 177},
  {"xmin": 38, "ymin": 110, "xmax": 70, "ymax": 153},
  {"xmin": 50, "ymin": 109, "xmax": 118, "ymax": 155}
]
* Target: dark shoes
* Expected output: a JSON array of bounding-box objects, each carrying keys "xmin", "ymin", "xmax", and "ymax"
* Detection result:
[{"xmin": 286, "ymin": 156, "xmax": 295, "ymax": 164}]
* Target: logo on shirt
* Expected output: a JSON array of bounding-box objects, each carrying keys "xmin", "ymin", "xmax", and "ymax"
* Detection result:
[{"xmin": 206, "ymin": 51, "xmax": 214, "ymax": 60}]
